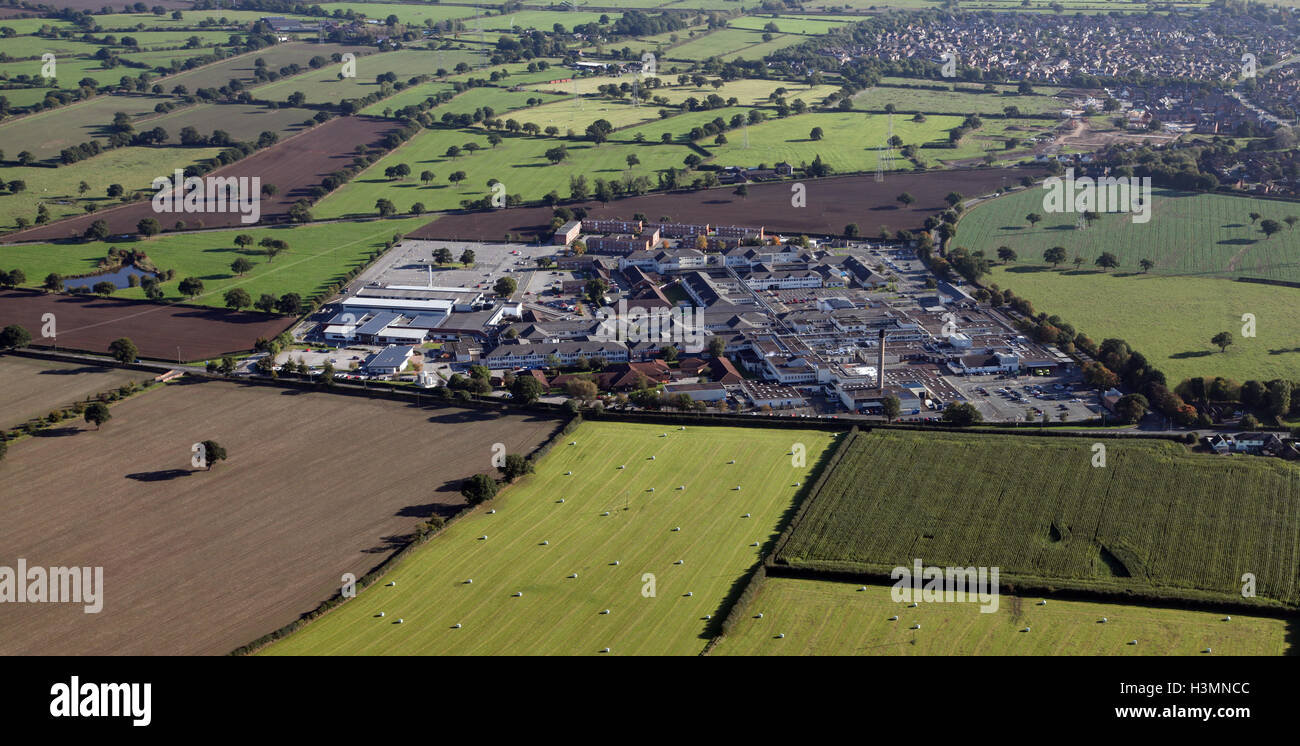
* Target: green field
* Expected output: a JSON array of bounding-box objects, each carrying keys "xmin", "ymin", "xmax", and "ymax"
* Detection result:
[
  {"xmin": 713, "ymin": 577, "xmax": 1291, "ymax": 655},
  {"xmin": 251, "ymin": 48, "xmax": 486, "ymax": 106},
  {"xmin": 0, "ymin": 146, "xmax": 223, "ymax": 233},
  {"xmin": 0, "ymin": 218, "xmax": 426, "ymax": 307},
  {"xmin": 702, "ymin": 110, "xmax": 1040, "ymax": 171},
  {"xmin": 261, "ymin": 421, "xmax": 837, "ymax": 655},
  {"xmin": 665, "ymin": 28, "xmax": 801, "ymax": 61},
  {"xmin": 957, "ymin": 188, "xmax": 1300, "ymax": 284},
  {"xmin": 852, "ymin": 82, "xmax": 1066, "ymax": 117},
  {"xmin": 312, "ymin": 126, "xmax": 694, "ymax": 218},
  {"xmin": 987, "ymin": 265, "xmax": 1300, "ymax": 383},
  {"xmin": 777, "ymin": 429, "xmax": 1300, "ymax": 607}
]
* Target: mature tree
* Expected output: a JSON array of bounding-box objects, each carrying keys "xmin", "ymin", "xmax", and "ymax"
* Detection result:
[
  {"xmin": 1043, "ymin": 246, "xmax": 1067, "ymax": 266},
  {"xmin": 498, "ymin": 453, "xmax": 534, "ymax": 482},
  {"xmin": 254, "ymin": 293, "xmax": 276, "ymax": 313},
  {"xmin": 882, "ymin": 395, "xmax": 901, "ymax": 422},
  {"xmin": 276, "ymin": 293, "xmax": 301, "ymax": 315},
  {"xmin": 1082, "ymin": 361, "xmax": 1119, "ymax": 391},
  {"xmin": 511, "ymin": 374, "xmax": 544, "ymax": 404},
  {"xmin": 1094, "ymin": 252, "xmax": 1120, "ymax": 271},
  {"xmin": 84, "ymin": 219, "xmax": 110, "ymax": 241},
  {"xmin": 897, "ymin": 192, "xmax": 914, "ymax": 207},
  {"xmin": 939, "ymin": 401, "xmax": 982, "ymax": 426},
  {"xmin": 137, "ymin": 217, "xmax": 160, "ymax": 236},
  {"xmin": 708, "ymin": 335, "xmax": 726, "ymax": 359},
  {"xmin": 565, "ymin": 378, "xmax": 598, "ymax": 401},
  {"xmin": 224, "ymin": 287, "xmax": 251, "ymax": 310},
  {"xmin": 996, "ymin": 246, "xmax": 1017, "ymax": 263},
  {"xmin": 198, "ymin": 439, "xmax": 227, "ymax": 470},
  {"xmin": 1115, "ymin": 393, "xmax": 1149, "ymax": 424},
  {"xmin": 459, "ymin": 249, "xmax": 476, "ymax": 266},
  {"xmin": 1139, "ymin": 259, "xmax": 1154, "ymax": 273},
  {"xmin": 1260, "ymin": 219, "xmax": 1282, "ymax": 239},
  {"xmin": 93, "ymin": 281, "xmax": 116, "ymax": 297},
  {"xmin": 809, "ymin": 126, "xmax": 824, "ymax": 141},
  {"xmin": 1025, "ymin": 212, "xmax": 1042, "ymax": 227},
  {"xmin": 108, "ymin": 337, "xmax": 137, "ymax": 363},
  {"xmin": 231, "ymin": 257, "xmax": 254, "ymax": 276},
  {"xmin": 178, "ymin": 276, "xmax": 204, "ymax": 298},
  {"xmin": 83, "ymin": 401, "xmax": 111, "ymax": 430},
  {"xmin": 494, "ymin": 276, "xmax": 517, "ymax": 297},
  {"xmin": 585, "ymin": 277, "xmax": 609, "ymax": 304},
  {"xmin": 0, "ymin": 324, "xmax": 31, "ymax": 348},
  {"xmin": 460, "ymin": 473, "xmax": 499, "ymax": 505},
  {"xmin": 1211, "ymin": 331, "xmax": 1234, "ymax": 353}
]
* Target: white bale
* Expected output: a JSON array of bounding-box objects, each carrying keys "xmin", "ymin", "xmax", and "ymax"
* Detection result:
[
  {"xmin": 677, "ymin": 485, "xmax": 685, "ymax": 490},
  {"xmin": 679, "ymin": 426, "xmax": 685, "ymax": 430},
  {"xmin": 541, "ymin": 540, "xmax": 549, "ymax": 545},
  {"xmin": 465, "ymin": 579, "xmax": 472, "ymax": 584},
  {"xmin": 397, "ymin": 618, "xmax": 404, "ymax": 624},
  {"xmin": 728, "ymin": 459, "xmax": 735, "ymax": 464},
  {"xmin": 569, "ymin": 573, "xmax": 578, "ymax": 578},
  {"xmin": 908, "ymin": 602, "xmax": 918, "ymax": 608},
  {"xmin": 674, "ymin": 560, "xmax": 683, "ymax": 565},
  {"xmin": 1224, "ymin": 616, "xmax": 1231, "ymax": 622},
  {"xmin": 513, "ymin": 591, "xmax": 522, "ymax": 597},
  {"xmin": 743, "ymin": 513, "xmax": 751, "ymax": 518},
  {"xmin": 648, "ymin": 487, "xmax": 655, "ymax": 492},
  {"xmin": 1204, "ymin": 647, "xmax": 1212, "ymax": 654},
  {"xmin": 756, "ymin": 612, "xmax": 763, "ymax": 619},
  {"xmin": 777, "ymin": 633, "xmax": 785, "ymax": 639},
  {"xmin": 479, "ymin": 535, "xmax": 488, "ymax": 541},
  {"xmin": 387, "ymin": 581, "xmax": 396, "ymax": 586},
  {"xmin": 565, "ymin": 471, "xmax": 572, "ymax": 476},
  {"xmin": 686, "ymin": 591, "xmax": 693, "ymax": 597},
  {"xmin": 487, "ymin": 509, "xmax": 496, "ymax": 514},
  {"xmin": 1100, "ymin": 617, "xmax": 1107, "ymax": 623},
  {"xmin": 1022, "ymin": 626, "xmax": 1031, "ymax": 632},
  {"xmin": 619, "ymin": 465, "xmax": 625, "ymax": 469},
  {"xmin": 601, "ymin": 647, "xmax": 610, "ymax": 653},
  {"xmin": 378, "ymin": 612, "xmax": 385, "ymax": 617},
  {"xmin": 858, "ymin": 586, "xmax": 867, "ymax": 592},
  {"xmin": 751, "ymin": 542, "xmax": 759, "ymax": 546},
  {"xmin": 672, "ymin": 526, "xmax": 680, "ymax": 532},
  {"xmin": 1038, "ymin": 600, "xmax": 1046, "ymax": 606},
  {"xmin": 889, "ymin": 615, "xmax": 898, "ymax": 621},
  {"xmin": 453, "ymin": 623, "xmax": 462, "ymax": 629},
  {"xmin": 602, "ymin": 511, "xmax": 610, "ymax": 516},
  {"xmin": 911, "ymin": 623, "xmax": 921, "ymax": 630},
  {"xmin": 601, "ymin": 609, "xmax": 610, "ymax": 615},
  {"xmin": 570, "ymin": 441, "xmax": 576, "ymax": 445},
  {"xmin": 613, "ymin": 560, "xmax": 620, "ymax": 565},
  {"xmin": 650, "ymin": 455, "xmax": 656, "ymax": 460},
  {"xmin": 1129, "ymin": 640, "xmax": 1137, "ymax": 645}
]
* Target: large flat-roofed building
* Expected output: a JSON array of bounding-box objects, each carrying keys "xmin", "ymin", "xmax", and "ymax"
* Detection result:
[
  {"xmin": 484, "ymin": 340, "xmax": 630, "ymax": 369},
  {"xmin": 715, "ymin": 224, "xmax": 764, "ymax": 240},
  {"xmin": 554, "ymin": 220, "xmax": 582, "ymax": 246},
  {"xmin": 355, "ymin": 285, "xmax": 483, "ymax": 312},
  {"xmin": 341, "ymin": 296, "xmax": 454, "ymax": 318},
  {"xmin": 649, "ymin": 222, "xmax": 710, "ymax": 238}
]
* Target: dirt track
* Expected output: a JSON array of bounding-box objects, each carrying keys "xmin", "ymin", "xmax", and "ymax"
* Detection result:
[
  {"xmin": 0, "ymin": 289, "xmax": 293, "ymax": 361},
  {"xmin": 5, "ymin": 116, "xmax": 402, "ymax": 244},
  {"xmin": 409, "ymin": 168, "xmax": 1046, "ymax": 241},
  {"xmin": 0, "ymin": 380, "xmax": 563, "ymax": 655}
]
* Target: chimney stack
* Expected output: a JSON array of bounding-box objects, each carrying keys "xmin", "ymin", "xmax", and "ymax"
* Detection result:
[{"xmin": 877, "ymin": 328, "xmax": 886, "ymax": 392}]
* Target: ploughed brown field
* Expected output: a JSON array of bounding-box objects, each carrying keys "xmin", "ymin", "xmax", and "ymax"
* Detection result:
[
  {"xmin": 5, "ymin": 116, "xmax": 403, "ymax": 243},
  {"xmin": 409, "ymin": 168, "xmax": 1045, "ymax": 240},
  {"xmin": 0, "ymin": 380, "xmax": 564, "ymax": 655},
  {"xmin": 0, "ymin": 289, "xmax": 292, "ymax": 361},
  {"xmin": 0, "ymin": 354, "xmax": 152, "ymax": 430}
]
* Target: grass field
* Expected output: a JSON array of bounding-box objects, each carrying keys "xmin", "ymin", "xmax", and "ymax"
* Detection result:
[
  {"xmin": 957, "ymin": 188, "xmax": 1300, "ymax": 284},
  {"xmin": 665, "ymin": 28, "xmax": 800, "ymax": 61},
  {"xmin": 702, "ymin": 111, "xmax": 1040, "ymax": 171},
  {"xmin": 312, "ymin": 127, "xmax": 693, "ymax": 218},
  {"xmin": 0, "ymin": 354, "xmax": 151, "ymax": 431},
  {"xmin": 314, "ymin": 2, "xmax": 481, "ymax": 25},
  {"xmin": 987, "ymin": 264, "xmax": 1300, "ymax": 383},
  {"xmin": 0, "ymin": 145, "xmax": 223, "ymax": 232},
  {"xmin": 0, "ymin": 380, "xmax": 562, "ymax": 655},
  {"xmin": 0, "ymin": 218, "xmax": 426, "ymax": 306},
  {"xmin": 261, "ymin": 421, "xmax": 837, "ymax": 655},
  {"xmin": 713, "ymin": 578, "xmax": 1291, "ymax": 655},
  {"xmin": 852, "ymin": 82, "xmax": 1066, "ymax": 117},
  {"xmin": 251, "ymin": 48, "xmax": 486, "ymax": 106},
  {"xmin": 778, "ymin": 429, "xmax": 1300, "ymax": 607}
]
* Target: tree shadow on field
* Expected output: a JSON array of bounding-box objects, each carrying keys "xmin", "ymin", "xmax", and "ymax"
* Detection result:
[
  {"xmin": 1169, "ymin": 350, "xmax": 1215, "ymax": 360},
  {"xmin": 396, "ymin": 500, "xmax": 461, "ymax": 520},
  {"xmin": 32, "ymin": 426, "xmax": 80, "ymax": 438},
  {"xmin": 1217, "ymin": 238, "xmax": 1255, "ymax": 246},
  {"xmin": 38, "ymin": 366, "xmax": 112, "ymax": 375},
  {"xmin": 125, "ymin": 468, "xmax": 195, "ymax": 482},
  {"xmin": 1267, "ymin": 347, "xmax": 1300, "ymax": 356},
  {"xmin": 1004, "ymin": 265, "xmax": 1056, "ymax": 274},
  {"xmin": 1285, "ymin": 619, "xmax": 1300, "ymax": 656},
  {"xmin": 361, "ymin": 533, "xmax": 415, "ymax": 554},
  {"xmin": 425, "ymin": 408, "xmax": 498, "ymax": 424}
]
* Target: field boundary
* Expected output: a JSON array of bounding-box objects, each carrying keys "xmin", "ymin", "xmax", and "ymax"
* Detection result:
[{"xmin": 229, "ymin": 409, "xmax": 576, "ymax": 656}]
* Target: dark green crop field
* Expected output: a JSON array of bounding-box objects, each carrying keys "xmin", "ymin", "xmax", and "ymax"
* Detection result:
[{"xmin": 777, "ymin": 429, "xmax": 1300, "ymax": 608}]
